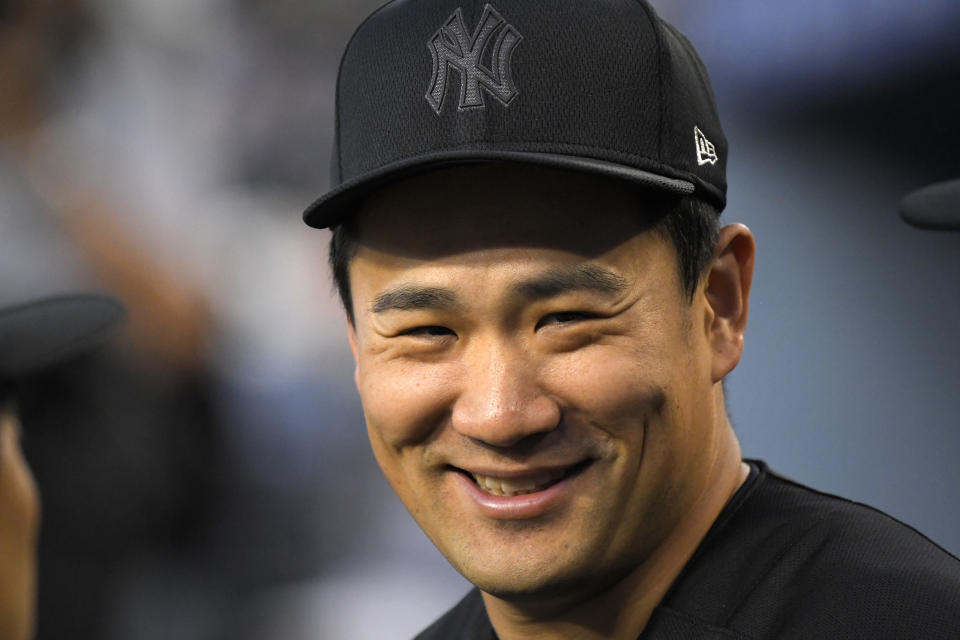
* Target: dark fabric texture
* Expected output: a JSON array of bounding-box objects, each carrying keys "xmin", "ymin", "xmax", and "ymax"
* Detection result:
[
  {"xmin": 414, "ymin": 461, "xmax": 960, "ymax": 639},
  {"xmin": 304, "ymin": 0, "xmax": 727, "ymax": 227}
]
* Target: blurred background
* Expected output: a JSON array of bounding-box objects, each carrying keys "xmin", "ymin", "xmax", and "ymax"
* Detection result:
[{"xmin": 1, "ymin": 0, "xmax": 957, "ymax": 638}]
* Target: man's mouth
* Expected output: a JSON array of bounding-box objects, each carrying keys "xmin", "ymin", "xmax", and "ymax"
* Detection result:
[{"xmin": 454, "ymin": 462, "xmax": 589, "ymax": 497}]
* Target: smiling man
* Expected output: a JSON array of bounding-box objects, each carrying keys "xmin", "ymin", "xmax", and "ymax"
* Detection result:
[
  {"xmin": 302, "ymin": 1, "xmax": 960, "ymax": 638},
  {"xmin": 342, "ymin": 165, "xmax": 752, "ymax": 638}
]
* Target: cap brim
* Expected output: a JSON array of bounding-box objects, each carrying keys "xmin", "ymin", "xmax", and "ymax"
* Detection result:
[
  {"xmin": 303, "ymin": 150, "xmax": 696, "ymax": 229},
  {"xmin": 899, "ymin": 179, "xmax": 960, "ymax": 231},
  {"xmin": 0, "ymin": 294, "xmax": 126, "ymax": 379}
]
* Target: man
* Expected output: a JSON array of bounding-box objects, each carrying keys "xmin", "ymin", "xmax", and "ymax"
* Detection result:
[
  {"xmin": 302, "ymin": 1, "xmax": 960, "ymax": 638},
  {"xmin": 0, "ymin": 293, "xmax": 124, "ymax": 640}
]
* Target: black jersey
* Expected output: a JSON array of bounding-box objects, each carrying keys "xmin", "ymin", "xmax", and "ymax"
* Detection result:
[{"xmin": 415, "ymin": 460, "xmax": 960, "ymax": 639}]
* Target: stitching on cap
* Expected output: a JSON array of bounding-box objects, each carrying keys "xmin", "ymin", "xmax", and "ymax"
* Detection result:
[
  {"xmin": 358, "ymin": 139, "xmax": 685, "ymax": 178},
  {"xmin": 336, "ymin": 141, "xmax": 725, "ymax": 208}
]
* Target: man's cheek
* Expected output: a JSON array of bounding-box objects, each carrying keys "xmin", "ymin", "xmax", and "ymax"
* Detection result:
[
  {"xmin": 360, "ymin": 366, "xmax": 456, "ymax": 449},
  {"xmin": 550, "ymin": 350, "xmax": 663, "ymax": 417}
]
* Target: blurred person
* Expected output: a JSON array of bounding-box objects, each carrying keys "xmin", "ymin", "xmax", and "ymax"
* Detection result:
[
  {"xmin": 1, "ymin": 3, "xmax": 227, "ymax": 638},
  {"xmin": 301, "ymin": 1, "xmax": 960, "ymax": 638},
  {"xmin": 4, "ymin": 1, "xmax": 387, "ymax": 638},
  {"xmin": 0, "ymin": 292, "xmax": 124, "ymax": 640}
]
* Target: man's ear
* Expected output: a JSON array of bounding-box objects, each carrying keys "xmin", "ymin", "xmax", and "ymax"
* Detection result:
[
  {"xmin": 346, "ymin": 317, "xmax": 361, "ymax": 388},
  {"xmin": 703, "ymin": 223, "xmax": 755, "ymax": 382}
]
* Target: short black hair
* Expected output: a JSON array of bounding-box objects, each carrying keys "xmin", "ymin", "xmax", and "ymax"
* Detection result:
[
  {"xmin": 328, "ymin": 195, "xmax": 721, "ymax": 325},
  {"xmin": 657, "ymin": 196, "xmax": 723, "ymax": 303}
]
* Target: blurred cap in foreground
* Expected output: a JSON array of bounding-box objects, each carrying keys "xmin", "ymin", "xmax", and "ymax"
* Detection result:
[
  {"xmin": 0, "ymin": 293, "xmax": 125, "ymax": 380},
  {"xmin": 899, "ymin": 179, "xmax": 960, "ymax": 231}
]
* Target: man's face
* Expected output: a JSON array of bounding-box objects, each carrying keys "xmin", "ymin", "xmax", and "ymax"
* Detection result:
[
  {"xmin": 0, "ymin": 401, "xmax": 40, "ymax": 640},
  {"xmin": 346, "ymin": 166, "xmax": 726, "ymax": 602}
]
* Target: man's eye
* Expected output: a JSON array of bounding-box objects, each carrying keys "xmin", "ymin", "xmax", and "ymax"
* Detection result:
[
  {"xmin": 399, "ymin": 325, "xmax": 456, "ymax": 338},
  {"xmin": 535, "ymin": 311, "xmax": 594, "ymax": 330}
]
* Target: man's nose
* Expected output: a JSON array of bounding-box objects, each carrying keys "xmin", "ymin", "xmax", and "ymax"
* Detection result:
[{"xmin": 450, "ymin": 342, "xmax": 560, "ymax": 448}]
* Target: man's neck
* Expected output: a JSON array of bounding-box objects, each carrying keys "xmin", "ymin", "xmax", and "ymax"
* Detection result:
[{"xmin": 481, "ymin": 435, "xmax": 749, "ymax": 640}]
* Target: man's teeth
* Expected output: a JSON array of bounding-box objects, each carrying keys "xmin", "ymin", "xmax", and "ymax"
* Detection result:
[{"xmin": 472, "ymin": 469, "xmax": 568, "ymax": 496}]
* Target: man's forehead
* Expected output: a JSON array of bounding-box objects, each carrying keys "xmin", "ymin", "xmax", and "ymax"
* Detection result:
[{"xmin": 351, "ymin": 164, "xmax": 671, "ymax": 260}]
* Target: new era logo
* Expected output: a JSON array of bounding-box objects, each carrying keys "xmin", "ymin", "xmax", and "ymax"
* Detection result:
[
  {"xmin": 425, "ymin": 4, "xmax": 523, "ymax": 115},
  {"xmin": 694, "ymin": 126, "xmax": 718, "ymax": 166}
]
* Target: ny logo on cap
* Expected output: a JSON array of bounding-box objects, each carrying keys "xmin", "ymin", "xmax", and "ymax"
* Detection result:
[
  {"xmin": 694, "ymin": 126, "xmax": 718, "ymax": 166},
  {"xmin": 425, "ymin": 4, "xmax": 523, "ymax": 115}
]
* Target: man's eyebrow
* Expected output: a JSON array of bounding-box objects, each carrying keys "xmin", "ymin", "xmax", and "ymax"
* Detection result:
[
  {"xmin": 510, "ymin": 264, "xmax": 629, "ymax": 300},
  {"xmin": 371, "ymin": 286, "xmax": 460, "ymax": 314},
  {"xmin": 369, "ymin": 266, "xmax": 626, "ymax": 313}
]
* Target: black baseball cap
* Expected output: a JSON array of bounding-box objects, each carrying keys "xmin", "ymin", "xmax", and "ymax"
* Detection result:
[
  {"xmin": 0, "ymin": 293, "xmax": 125, "ymax": 381},
  {"xmin": 304, "ymin": 0, "xmax": 727, "ymax": 228},
  {"xmin": 899, "ymin": 179, "xmax": 960, "ymax": 231}
]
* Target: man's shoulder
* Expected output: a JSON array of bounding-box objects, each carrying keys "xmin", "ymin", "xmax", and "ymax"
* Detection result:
[
  {"xmin": 413, "ymin": 588, "xmax": 491, "ymax": 640},
  {"xmin": 660, "ymin": 461, "xmax": 960, "ymax": 638},
  {"xmin": 753, "ymin": 463, "xmax": 960, "ymax": 575}
]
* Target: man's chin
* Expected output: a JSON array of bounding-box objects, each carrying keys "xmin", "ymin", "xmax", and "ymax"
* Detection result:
[{"xmin": 465, "ymin": 561, "xmax": 616, "ymax": 608}]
